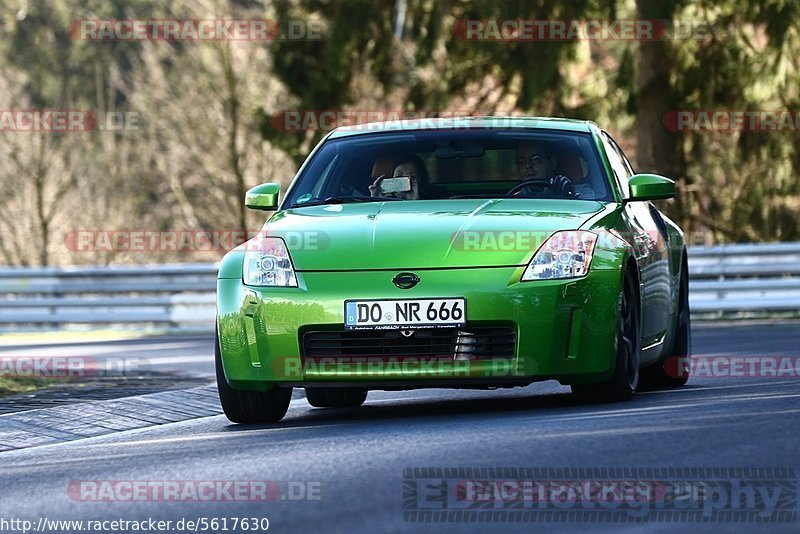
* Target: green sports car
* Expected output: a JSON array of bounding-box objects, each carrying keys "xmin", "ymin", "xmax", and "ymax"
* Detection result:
[{"xmin": 215, "ymin": 117, "xmax": 691, "ymax": 423}]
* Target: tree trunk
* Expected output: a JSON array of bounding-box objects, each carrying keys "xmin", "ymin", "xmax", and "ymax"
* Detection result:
[{"xmin": 635, "ymin": 0, "xmax": 689, "ymax": 228}]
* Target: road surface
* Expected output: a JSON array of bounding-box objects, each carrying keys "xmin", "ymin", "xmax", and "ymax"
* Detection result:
[{"xmin": 0, "ymin": 322, "xmax": 798, "ymax": 532}]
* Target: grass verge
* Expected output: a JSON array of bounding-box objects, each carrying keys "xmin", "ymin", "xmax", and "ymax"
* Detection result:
[{"xmin": 0, "ymin": 376, "xmax": 53, "ymax": 397}]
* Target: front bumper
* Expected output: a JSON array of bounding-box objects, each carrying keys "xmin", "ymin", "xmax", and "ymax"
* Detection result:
[{"xmin": 217, "ymin": 267, "xmax": 622, "ymax": 391}]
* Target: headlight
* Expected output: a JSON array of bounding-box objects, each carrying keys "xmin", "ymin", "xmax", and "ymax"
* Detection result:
[
  {"xmin": 521, "ymin": 230, "xmax": 597, "ymax": 281},
  {"xmin": 243, "ymin": 236, "xmax": 298, "ymax": 287}
]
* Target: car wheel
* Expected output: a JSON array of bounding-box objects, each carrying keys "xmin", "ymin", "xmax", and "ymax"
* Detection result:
[
  {"xmin": 641, "ymin": 254, "xmax": 691, "ymax": 388},
  {"xmin": 215, "ymin": 329, "xmax": 292, "ymax": 424},
  {"xmin": 572, "ymin": 271, "xmax": 640, "ymax": 403},
  {"xmin": 305, "ymin": 387, "xmax": 368, "ymax": 408}
]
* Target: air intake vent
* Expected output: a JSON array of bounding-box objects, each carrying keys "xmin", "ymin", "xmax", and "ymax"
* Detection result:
[{"xmin": 302, "ymin": 327, "xmax": 516, "ymax": 361}]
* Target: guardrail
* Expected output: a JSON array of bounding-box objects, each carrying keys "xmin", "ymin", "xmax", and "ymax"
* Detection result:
[
  {"xmin": 0, "ymin": 242, "xmax": 798, "ymax": 327},
  {"xmin": 687, "ymin": 242, "xmax": 800, "ymax": 316},
  {"xmin": 0, "ymin": 264, "xmax": 217, "ymax": 327}
]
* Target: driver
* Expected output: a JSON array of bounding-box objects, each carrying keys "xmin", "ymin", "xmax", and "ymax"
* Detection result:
[{"xmin": 515, "ymin": 142, "xmax": 580, "ymax": 199}]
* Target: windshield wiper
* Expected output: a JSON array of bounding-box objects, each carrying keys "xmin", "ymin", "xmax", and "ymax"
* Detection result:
[{"xmin": 289, "ymin": 195, "xmax": 404, "ymax": 208}]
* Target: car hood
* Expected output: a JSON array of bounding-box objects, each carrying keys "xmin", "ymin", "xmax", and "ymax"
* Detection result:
[{"xmin": 262, "ymin": 199, "xmax": 606, "ymax": 270}]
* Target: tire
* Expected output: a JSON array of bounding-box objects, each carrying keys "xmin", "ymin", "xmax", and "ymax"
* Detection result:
[
  {"xmin": 215, "ymin": 329, "xmax": 292, "ymax": 424},
  {"xmin": 641, "ymin": 254, "xmax": 691, "ymax": 388},
  {"xmin": 305, "ymin": 387, "xmax": 368, "ymax": 408},
  {"xmin": 572, "ymin": 270, "xmax": 641, "ymax": 403}
]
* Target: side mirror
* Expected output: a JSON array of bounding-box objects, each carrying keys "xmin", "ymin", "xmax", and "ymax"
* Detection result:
[
  {"xmin": 245, "ymin": 183, "xmax": 280, "ymax": 211},
  {"xmin": 628, "ymin": 174, "xmax": 675, "ymax": 201}
]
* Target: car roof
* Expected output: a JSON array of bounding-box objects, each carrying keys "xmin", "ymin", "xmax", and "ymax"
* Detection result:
[{"xmin": 327, "ymin": 116, "xmax": 598, "ymax": 138}]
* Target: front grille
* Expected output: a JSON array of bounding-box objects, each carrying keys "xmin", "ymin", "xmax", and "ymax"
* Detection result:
[{"xmin": 302, "ymin": 326, "xmax": 516, "ymax": 361}]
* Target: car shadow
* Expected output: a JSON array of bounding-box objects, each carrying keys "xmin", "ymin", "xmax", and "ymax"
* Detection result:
[{"xmin": 218, "ymin": 389, "xmax": 618, "ymax": 432}]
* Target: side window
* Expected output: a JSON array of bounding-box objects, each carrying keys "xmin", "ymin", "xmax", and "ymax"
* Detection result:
[{"xmin": 600, "ymin": 132, "xmax": 631, "ymax": 198}]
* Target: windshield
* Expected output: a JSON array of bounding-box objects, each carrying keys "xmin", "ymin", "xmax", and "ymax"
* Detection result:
[{"xmin": 282, "ymin": 129, "xmax": 613, "ymax": 208}]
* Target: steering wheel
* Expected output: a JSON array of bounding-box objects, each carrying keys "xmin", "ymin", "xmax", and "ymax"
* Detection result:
[
  {"xmin": 507, "ymin": 177, "xmax": 575, "ymax": 198},
  {"xmin": 507, "ymin": 178, "xmax": 552, "ymax": 197}
]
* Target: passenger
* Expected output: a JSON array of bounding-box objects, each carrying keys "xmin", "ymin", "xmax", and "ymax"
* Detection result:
[{"xmin": 369, "ymin": 155, "xmax": 428, "ymax": 200}]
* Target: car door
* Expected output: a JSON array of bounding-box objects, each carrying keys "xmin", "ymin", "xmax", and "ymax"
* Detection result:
[{"xmin": 601, "ymin": 132, "xmax": 672, "ymax": 350}]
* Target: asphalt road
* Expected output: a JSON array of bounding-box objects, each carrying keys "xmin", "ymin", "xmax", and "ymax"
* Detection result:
[{"xmin": 1, "ymin": 322, "xmax": 799, "ymax": 533}]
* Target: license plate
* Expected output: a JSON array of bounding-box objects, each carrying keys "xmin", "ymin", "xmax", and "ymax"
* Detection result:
[{"xmin": 344, "ymin": 298, "xmax": 466, "ymax": 330}]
